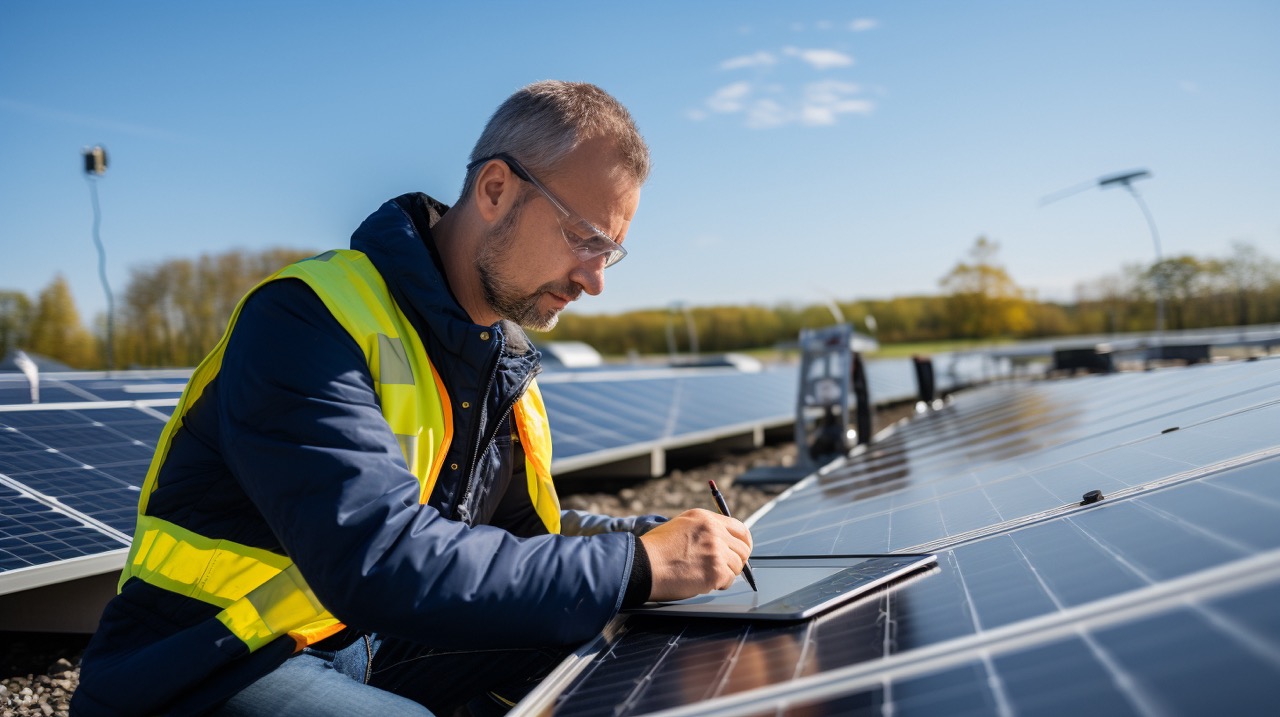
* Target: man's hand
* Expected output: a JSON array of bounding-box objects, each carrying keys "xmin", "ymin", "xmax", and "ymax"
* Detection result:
[{"xmin": 639, "ymin": 509, "xmax": 753, "ymax": 602}]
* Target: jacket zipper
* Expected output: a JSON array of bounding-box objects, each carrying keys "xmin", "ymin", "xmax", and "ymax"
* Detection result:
[
  {"xmin": 457, "ymin": 343, "xmax": 540, "ymax": 523},
  {"xmin": 362, "ymin": 634, "xmax": 374, "ymax": 684},
  {"xmin": 456, "ymin": 334, "xmax": 504, "ymax": 523}
]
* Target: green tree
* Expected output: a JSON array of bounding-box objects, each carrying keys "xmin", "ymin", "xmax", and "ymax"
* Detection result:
[
  {"xmin": 939, "ymin": 237, "xmax": 1032, "ymax": 339},
  {"xmin": 1146, "ymin": 255, "xmax": 1207, "ymax": 330},
  {"xmin": 1218, "ymin": 241, "xmax": 1280, "ymax": 326},
  {"xmin": 26, "ymin": 275, "xmax": 98, "ymax": 368}
]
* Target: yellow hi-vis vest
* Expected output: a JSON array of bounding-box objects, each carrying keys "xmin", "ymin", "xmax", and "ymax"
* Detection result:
[{"xmin": 119, "ymin": 249, "xmax": 562, "ymax": 653}]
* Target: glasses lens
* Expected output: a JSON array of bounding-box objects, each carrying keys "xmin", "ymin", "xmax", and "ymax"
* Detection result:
[{"xmin": 562, "ymin": 219, "xmax": 627, "ymax": 268}]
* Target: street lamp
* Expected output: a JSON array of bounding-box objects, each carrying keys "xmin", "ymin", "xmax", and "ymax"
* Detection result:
[
  {"xmin": 665, "ymin": 301, "xmax": 699, "ymax": 358},
  {"xmin": 82, "ymin": 145, "xmax": 116, "ymax": 371},
  {"xmin": 1042, "ymin": 168, "xmax": 1165, "ymax": 348}
]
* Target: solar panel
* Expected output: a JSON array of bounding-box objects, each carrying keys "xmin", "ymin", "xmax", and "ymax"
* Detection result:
[
  {"xmin": 522, "ymin": 358, "xmax": 1280, "ymax": 716},
  {"xmin": 0, "ymin": 370, "xmax": 192, "ymax": 406},
  {"xmin": 540, "ymin": 368, "xmax": 800, "ymax": 473},
  {"xmin": 0, "ymin": 402, "xmax": 167, "ymax": 595}
]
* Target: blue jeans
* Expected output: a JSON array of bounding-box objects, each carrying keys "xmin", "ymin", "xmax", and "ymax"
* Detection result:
[{"xmin": 213, "ymin": 635, "xmax": 569, "ymax": 717}]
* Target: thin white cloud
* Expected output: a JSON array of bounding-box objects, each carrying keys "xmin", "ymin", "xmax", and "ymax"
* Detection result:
[
  {"xmin": 1180, "ymin": 80, "xmax": 1200, "ymax": 93},
  {"xmin": 783, "ymin": 47, "xmax": 854, "ymax": 70},
  {"xmin": 0, "ymin": 97, "xmax": 183, "ymax": 141},
  {"xmin": 850, "ymin": 18, "xmax": 879, "ymax": 32},
  {"xmin": 805, "ymin": 80, "xmax": 862, "ymax": 104},
  {"xmin": 800, "ymin": 81, "xmax": 875, "ymax": 125},
  {"xmin": 815, "ymin": 20, "xmax": 833, "ymax": 31},
  {"xmin": 720, "ymin": 51, "xmax": 778, "ymax": 70},
  {"xmin": 745, "ymin": 98, "xmax": 789, "ymax": 129},
  {"xmin": 694, "ymin": 80, "xmax": 875, "ymax": 129},
  {"xmin": 706, "ymin": 81, "xmax": 754, "ymax": 113}
]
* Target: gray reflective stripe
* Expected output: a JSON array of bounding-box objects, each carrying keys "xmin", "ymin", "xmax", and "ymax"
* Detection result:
[
  {"xmin": 313, "ymin": 250, "xmax": 339, "ymax": 262},
  {"xmin": 377, "ymin": 334, "xmax": 415, "ymax": 385},
  {"xmin": 396, "ymin": 434, "xmax": 419, "ymax": 472}
]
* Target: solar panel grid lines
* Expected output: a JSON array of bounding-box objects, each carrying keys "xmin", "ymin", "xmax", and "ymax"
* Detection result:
[
  {"xmin": 747, "ymin": 370, "xmax": 1280, "ymax": 557},
  {"xmin": 0, "ymin": 473, "xmax": 133, "ymax": 543},
  {"xmin": 541, "ymin": 369, "xmax": 797, "ymax": 467},
  {"xmin": 0, "ymin": 402, "xmax": 167, "ymax": 585},
  {"xmin": 530, "ymin": 359, "xmax": 1280, "ymax": 717},
  {"xmin": 752, "ymin": 411, "xmax": 1280, "ymax": 559},
  {"xmin": 900, "ymin": 447, "xmax": 1280, "ymax": 557},
  {"xmin": 557, "ymin": 548, "xmax": 1280, "ymax": 717},
  {"xmin": 0, "ymin": 370, "xmax": 194, "ymax": 407},
  {"xmin": 0, "ymin": 477, "xmax": 131, "ymax": 589}
]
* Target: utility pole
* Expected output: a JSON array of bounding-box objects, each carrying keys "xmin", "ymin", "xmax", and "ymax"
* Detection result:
[{"xmin": 82, "ymin": 145, "xmax": 116, "ymax": 371}]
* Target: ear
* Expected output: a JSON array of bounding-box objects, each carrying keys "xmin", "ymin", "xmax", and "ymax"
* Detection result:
[{"xmin": 473, "ymin": 159, "xmax": 517, "ymax": 223}]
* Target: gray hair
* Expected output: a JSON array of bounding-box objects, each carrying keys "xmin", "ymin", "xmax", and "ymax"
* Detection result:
[{"xmin": 459, "ymin": 81, "xmax": 650, "ymax": 203}]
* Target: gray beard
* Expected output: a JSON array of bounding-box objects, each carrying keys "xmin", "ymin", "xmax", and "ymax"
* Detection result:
[{"xmin": 475, "ymin": 193, "xmax": 578, "ymax": 332}]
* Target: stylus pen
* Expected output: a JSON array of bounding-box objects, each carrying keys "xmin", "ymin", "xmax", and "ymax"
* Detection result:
[{"xmin": 708, "ymin": 480, "xmax": 758, "ymax": 592}]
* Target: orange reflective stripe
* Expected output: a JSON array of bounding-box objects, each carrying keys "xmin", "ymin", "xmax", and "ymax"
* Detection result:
[{"xmin": 514, "ymin": 382, "xmax": 560, "ymax": 534}]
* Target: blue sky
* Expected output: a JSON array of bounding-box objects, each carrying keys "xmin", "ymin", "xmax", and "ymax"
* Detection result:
[{"xmin": 2, "ymin": 1, "xmax": 1277, "ymax": 323}]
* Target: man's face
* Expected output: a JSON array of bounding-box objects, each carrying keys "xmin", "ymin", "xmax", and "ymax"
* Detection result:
[{"xmin": 475, "ymin": 140, "xmax": 640, "ymax": 331}]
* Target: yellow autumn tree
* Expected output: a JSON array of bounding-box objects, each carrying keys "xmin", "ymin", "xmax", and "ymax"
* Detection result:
[
  {"xmin": 26, "ymin": 275, "xmax": 99, "ymax": 368},
  {"xmin": 116, "ymin": 247, "xmax": 315, "ymax": 367},
  {"xmin": 939, "ymin": 237, "xmax": 1032, "ymax": 339}
]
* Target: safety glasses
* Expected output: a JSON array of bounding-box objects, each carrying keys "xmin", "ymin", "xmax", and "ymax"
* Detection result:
[{"xmin": 467, "ymin": 153, "xmax": 628, "ymax": 268}]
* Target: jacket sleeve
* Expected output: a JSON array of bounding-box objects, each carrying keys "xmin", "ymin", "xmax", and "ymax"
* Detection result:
[
  {"xmin": 489, "ymin": 429, "xmax": 669, "ymax": 539},
  {"xmin": 217, "ymin": 280, "xmax": 634, "ymax": 649},
  {"xmin": 560, "ymin": 510, "xmax": 669, "ymax": 537}
]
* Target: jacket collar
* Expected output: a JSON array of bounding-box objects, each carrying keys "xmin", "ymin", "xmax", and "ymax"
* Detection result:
[{"xmin": 348, "ymin": 192, "xmax": 538, "ymax": 365}]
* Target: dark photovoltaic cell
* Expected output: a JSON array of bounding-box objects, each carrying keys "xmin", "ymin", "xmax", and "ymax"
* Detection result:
[
  {"xmin": 0, "ymin": 404, "xmax": 165, "ymax": 582},
  {"xmin": 530, "ymin": 358, "xmax": 1280, "ymax": 717},
  {"xmin": 0, "ymin": 483, "xmax": 128, "ymax": 573}
]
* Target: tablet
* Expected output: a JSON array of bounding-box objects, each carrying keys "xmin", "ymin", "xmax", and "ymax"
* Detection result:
[{"xmin": 626, "ymin": 554, "xmax": 937, "ymax": 621}]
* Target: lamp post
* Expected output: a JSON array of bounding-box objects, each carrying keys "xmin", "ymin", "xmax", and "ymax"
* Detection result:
[
  {"xmin": 82, "ymin": 145, "xmax": 116, "ymax": 371},
  {"xmin": 665, "ymin": 301, "xmax": 699, "ymax": 358},
  {"xmin": 1042, "ymin": 168, "xmax": 1165, "ymax": 350},
  {"xmin": 1098, "ymin": 170, "xmax": 1165, "ymax": 345}
]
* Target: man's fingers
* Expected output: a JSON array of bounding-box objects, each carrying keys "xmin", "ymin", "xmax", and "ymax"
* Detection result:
[
  {"xmin": 722, "ymin": 516, "xmax": 753, "ymax": 551},
  {"xmin": 642, "ymin": 508, "xmax": 758, "ymax": 601}
]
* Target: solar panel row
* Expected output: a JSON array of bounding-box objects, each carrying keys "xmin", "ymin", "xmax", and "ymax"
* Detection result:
[
  {"xmin": 0, "ymin": 354, "xmax": 1000, "ymax": 618},
  {"xmin": 0, "ymin": 366, "xmax": 797, "ymax": 593},
  {"xmin": 526, "ymin": 358, "xmax": 1280, "ymax": 716}
]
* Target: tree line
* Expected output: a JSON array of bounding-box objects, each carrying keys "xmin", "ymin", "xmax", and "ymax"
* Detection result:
[
  {"xmin": 2, "ymin": 240, "xmax": 1278, "ymax": 370},
  {"xmin": 2, "ymin": 248, "xmax": 313, "ymax": 369},
  {"xmin": 550, "ymin": 239, "xmax": 1280, "ymax": 354}
]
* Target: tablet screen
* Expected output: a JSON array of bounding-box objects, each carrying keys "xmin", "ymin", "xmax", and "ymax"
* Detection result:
[{"xmin": 627, "ymin": 554, "xmax": 937, "ymax": 621}]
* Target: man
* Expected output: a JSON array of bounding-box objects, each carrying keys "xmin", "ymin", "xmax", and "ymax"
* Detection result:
[{"xmin": 72, "ymin": 81, "xmax": 752, "ymax": 716}]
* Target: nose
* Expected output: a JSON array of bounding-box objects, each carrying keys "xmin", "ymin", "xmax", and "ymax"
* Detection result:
[{"xmin": 570, "ymin": 258, "xmax": 607, "ymax": 297}]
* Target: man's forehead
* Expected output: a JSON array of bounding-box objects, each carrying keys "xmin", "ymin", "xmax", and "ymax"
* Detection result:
[{"xmin": 547, "ymin": 147, "xmax": 640, "ymax": 236}]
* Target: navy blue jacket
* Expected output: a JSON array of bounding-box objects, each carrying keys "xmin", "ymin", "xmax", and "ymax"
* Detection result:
[{"xmin": 73, "ymin": 194, "xmax": 655, "ymax": 716}]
